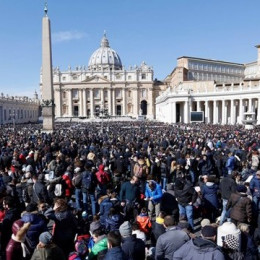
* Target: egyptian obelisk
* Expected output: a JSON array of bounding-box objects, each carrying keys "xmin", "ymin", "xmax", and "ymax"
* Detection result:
[{"xmin": 41, "ymin": 2, "xmax": 54, "ymax": 132}]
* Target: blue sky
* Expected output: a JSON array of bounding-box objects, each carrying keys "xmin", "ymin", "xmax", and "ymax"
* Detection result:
[{"xmin": 1, "ymin": 0, "xmax": 260, "ymax": 97}]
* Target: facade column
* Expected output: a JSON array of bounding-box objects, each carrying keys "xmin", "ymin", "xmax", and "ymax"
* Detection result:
[
  {"xmin": 147, "ymin": 88, "xmax": 154, "ymax": 119},
  {"xmin": 90, "ymin": 88, "xmax": 94, "ymax": 118},
  {"xmin": 108, "ymin": 89, "xmax": 112, "ymax": 115},
  {"xmin": 133, "ymin": 88, "xmax": 139, "ymax": 117},
  {"xmin": 68, "ymin": 89, "xmax": 73, "ymax": 117},
  {"xmin": 101, "ymin": 88, "xmax": 104, "ymax": 108},
  {"xmin": 56, "ymin": 89, "xmax": 62, "ymax": 117},
  {"xmin": 78, "ymin": 89, "xmax": 83, "ymax": 117},
  {"xmin": 239, "ymin": 99, "xmax": 244, "ymax": 124},
  {"xmin": 122, "ymin": 88, "xmax": 126, "ymax": 116},
  {"xmin": 112, "ymin": 89, "xmax": 115, "ymax": 116},
  {"xmin": 171, "ymin": 101, "xmax": 176, "ymax": 123},
  {"xmin": 82, "ymin": 89, "xmax": 86, "ymax": 117},
  {"xmin": 205, "ymin": 101, "xmax": 209, "ymax": 123}
]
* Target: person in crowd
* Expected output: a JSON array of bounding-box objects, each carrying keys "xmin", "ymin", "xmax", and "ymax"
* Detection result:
[
  {"xmin": 227, "ymin": 184, "xmax": 252, "ymax": 225},
  {"xmin": 104, "ymin": 230, "xmax": 126, "ymax": 260},
  {"xmin": 119, "ymin": 221, "xmax": 146, "ymax": 260},
  {"xmin": 6, "ymin": 220, "xmax": 31, "ymax": 260},
  {"xmin": 174, "ymin": 178, "xmax": 197, "ymax": 231},
  {"xmin": 219, "ymin": 171, "xmax": 238, "ymax": 225},
  {"xmin": 136, "ymin": 207, "xmax": 152, "ymax": 235},
  {"xmin": 31, "ymin": 231, "xmax": 66, "ymax": 260},
  {"xmin": 155, "ymin": 215, "xmax": 190, "ymax": 260},
  {"xmin": 44, "ymin": 198, "xmax": 77, "ymax": 257},
  {"xmin": 173, "ymin": 225, "xmax": 225, "ymax": 260},
  {"xmin": 250, "ymin": 170, "xmax": 260, "ymax": 227},
  {"xmin": 145, "ymin": 180, "xmax": 163, "ymax": 218}
]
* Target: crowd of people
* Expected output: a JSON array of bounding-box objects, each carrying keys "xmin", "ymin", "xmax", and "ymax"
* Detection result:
[{"xmin": 0, "ymin": 121, "xmax": 260, "ymax": 259}]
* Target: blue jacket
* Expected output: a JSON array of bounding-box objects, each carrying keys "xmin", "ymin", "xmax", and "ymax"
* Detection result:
[
  {"xmin": 104, "ymin": 246, "xmax": 126, "ymax": 260},
  {"xmin": 250, "ymin": 175, "xmax": 260, "ymax": 198},
  {"xmin": 105, "ymin": 214, "xmax": 123, "ymax": 232},
  {"xmin": 145, "ymin": 181, "xmax": 162, "ymax": 204},
  {"xmin": 100, "ymin": 197, "xmax": 113, "ymax": 225},
  {"xmin": 21, "ymin": 212, "xmax": 48, "ymax": 249},
  {"xmin": 226, "ymin": 156, "xmax": 235, "ymax": 171}
]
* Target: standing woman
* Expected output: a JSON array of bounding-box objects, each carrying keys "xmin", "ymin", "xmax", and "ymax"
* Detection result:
[{"xmin": 45, "ymin": 198, "xmax": 77, "ymax": 257}]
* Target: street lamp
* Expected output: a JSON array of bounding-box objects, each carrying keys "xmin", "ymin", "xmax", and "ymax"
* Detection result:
[{"xmin": 95, "ymin": 106, "xmax": 109, "ymax": 133}]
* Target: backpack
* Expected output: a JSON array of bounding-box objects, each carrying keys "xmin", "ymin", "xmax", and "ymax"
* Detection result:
[
  {"xmin": 54, "ymin": 179, "xmax": 66, "ymax": 197},
  {"xmin": 82, "ymin": 171, "xmax": 93, "ymax": 191}
]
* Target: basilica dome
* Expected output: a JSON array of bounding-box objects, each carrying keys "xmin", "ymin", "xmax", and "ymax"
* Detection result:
[{"xmin": 88, "ymin": 34, "xmax": 122, "ymax": 71}]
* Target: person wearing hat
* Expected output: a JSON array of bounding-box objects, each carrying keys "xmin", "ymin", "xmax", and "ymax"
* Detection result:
[
  {"xmin": 226, "ymin": 184, "xmax": 252, "ymax": 225},
  {"xmin": 173, "ymin": 225, "xmax": 225, "ymax": 260},
  {"xmin": 119, "ymin": 221, "xmax": 145, "ymax": 260},
  {"xmin": 31, "ymin": 231, "xmax": 66, "ymax": 260}
]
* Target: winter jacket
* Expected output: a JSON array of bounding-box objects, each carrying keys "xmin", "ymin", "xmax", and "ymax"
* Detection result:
[
  {"xmin": 89, "ymin": 236, "xmax": 108, "ymax": 260},
  {"xmin": 155, "ymin": 226, "xmax": 190, "ymax": 260},
  {"xmin": 152, "ymin": 217, "xmax": 165, "ymax": 242},
  {"xmin": 136, "ymin": 214, "xmax": 152, "ymax": 234},
  {"xmin": 220, "ymin": 175, "xmax": 237, "ymax": 200},
  {"xmin": 145, "ymin": 181, "xmax": 162, "ymax": 204},
  {"xmin": 21, "ymin": 212, "xmax": 48, "ymax": 250},
  {"xmin": 46, "ymin": 209, "xmax": 77, "ymax": 256},
  {"xmin": 173, "ymin": 237, "xmax": 225, "ymax": 260},
  {"xmin": 250, "ymin": 175, "xmax": 260, "ymax": 198},
  {"xmin": 30, "ymin": 243, "xmax": 66, "ymax": 260},
  {"xmin": 96, "ymin": 165, "xmax": 110, "ymax": 185},
  {"xmin": 32, "ymin": 181, "xmax": 49, "ymax": 204},
  {"xmin": 202, "ymin": 182, "xmax": 219, "ymax": 209},
  {"xmin": 120, "ymin": 181, "xmax": 140, "ymax": 203},
  {"xmin": 105, "ymin": 214, "xmax": 123, "ymax": 232},
  {"xmin": 227, "ymin": 192, "xmax": 252, "ymax": 223},
  {"xmin": 121, "ymin": 235, "xmax": 145, "ymax": 260},
  {"xmin": 62, "ymin": 174, "xmax": 73, "ymax": 197},
  {"xmin": 104, "ymin": 246, "xmax": 126, "ymax": 260},
  {"xmin": 175, "ymin": 181, "xmax": 197, "ymax": 207},
  {"xmin": 100, "ymin": 197, "xmax": 113, "ymax": 226},
  {"xmin": 6, "ymin": 238, "xmax": 24, "ymax": 260},
  {"xmin": 226, "ymin": 156, "xmax": 235, "ymax": 172}
]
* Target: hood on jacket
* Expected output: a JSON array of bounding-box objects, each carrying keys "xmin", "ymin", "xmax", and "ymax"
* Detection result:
[
  {"xmin": 192, "ymin": 237, "xmax": 219, "ymax": 252},
  {"xmin": 98, "ymin": 164, "xmax": 105, "ymax": 172}
]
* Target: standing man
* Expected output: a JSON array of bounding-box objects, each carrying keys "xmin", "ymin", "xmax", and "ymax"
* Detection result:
[
  {"xmin": 250, "ymin": 170, "xmax": 260, "ymax": 227},
  {"xmin": 155, "ymin": 215, "xmax": 190, "ymax": 260},
  {"xmin": 219, "ymin": 171, "xmax": 237, "ymax": 225},
  {"xmin": 145, "ymin": 180, "xmax": 162, "ymax": 218}
]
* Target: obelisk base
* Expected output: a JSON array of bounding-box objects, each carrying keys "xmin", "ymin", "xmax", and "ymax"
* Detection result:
[{"xmin": 42, "ymin": 106, "xmax": 54, "ymax": 132}]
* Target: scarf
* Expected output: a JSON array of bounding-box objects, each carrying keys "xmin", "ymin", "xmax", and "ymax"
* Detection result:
[{"xmin": 11, "ymin": 234, "xmax": 30, "ymax": 258}]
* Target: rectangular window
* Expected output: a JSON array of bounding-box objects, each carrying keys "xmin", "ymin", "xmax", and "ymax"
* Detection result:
[
  {"xmin": 115, "ymin": 89, "xmax": 121, "ymax": 99},
  {"xmin": 141, "ymin": 73, "xmax": 146, "ymax": 80},
  {"xmin": 94, "ymin": 90, "xmax": 100, "ymax": 99}
]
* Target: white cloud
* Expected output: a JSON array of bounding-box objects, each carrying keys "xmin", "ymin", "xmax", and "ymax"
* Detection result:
[{"xmin": 52, "ymin": 31, "xmax": 86, "ymax": 43}]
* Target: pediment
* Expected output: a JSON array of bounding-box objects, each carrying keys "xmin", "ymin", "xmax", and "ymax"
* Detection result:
[{"xmin": 82, "ymin": 75, "xmax": 110, "ymax": 83}]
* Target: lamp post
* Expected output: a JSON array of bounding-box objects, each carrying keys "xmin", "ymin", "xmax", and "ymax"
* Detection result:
[
  {"xmin": 11, "ymin": 110, "xmax": 16, "ymax": 133},
  {"xmin": 96, "ymin": 106, "xmax": 109, "ymax": 134}
]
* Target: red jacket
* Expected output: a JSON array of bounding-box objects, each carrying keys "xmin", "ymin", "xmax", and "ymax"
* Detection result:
[
  {"xmin": 6, "ymin": 238, "xmax": 24, "ymax": 260},
  {"xmin": 96, "ymin": 165, "xmax": 110, "ymax": 185},
  {"xmin": 62, "ymin": 174, "xmax": 73, "ymax": 197}
]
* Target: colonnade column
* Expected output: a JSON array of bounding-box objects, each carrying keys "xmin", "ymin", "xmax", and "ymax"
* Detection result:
[
  {"xmin": 239, "ymin": 99, "xmax": 244, "ymax": 124},
  {"xmin": 248, "ymin": 98, "xmax": 252, "ymax": 112},
  {"xmin": 197, "ymin": 101, "xmax": 201, "ymax": 112},
  {"xmin": 257, "ymin": 98, "xmax": 260, "ymax": 125},
  {"xmin": 171, "ymin": 101, "xmax": 176, "ymax": 123},
  {"xmin": 213, "ymin": 100, "xmax": 218, "ymax": 124},
  {"xmin": 221, "ymin": 100, "xmax": 226, "ymax": 125},
  {"xmin": 68, "ymin": 89, "xmax": 73, "ymax": 117},
  {"xmin": 184, "ymin": 101, "xmax": 189, "ymax": 123},
  {"xmin": 101, "ymin": 88, "xmax": 104, "ymax": 108},
  {"xmin": 205, "ymin": 101, "xmax": 209, "ymax": 123},
  {"xmin": 78, "ymin": 90, "xmax": 83, "ymax": 117},
  {"xmin": 230, "ymin": 99, "xmax": 235, "ymax": 125},
  {"xmin": 90, "ymin": 88, "xmax": 94, "ymax": 118}
]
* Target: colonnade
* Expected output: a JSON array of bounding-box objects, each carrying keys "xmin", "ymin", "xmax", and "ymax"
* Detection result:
[{"xmin": 169, "ymin": 97, "xmax": 260, "ymax": 125}]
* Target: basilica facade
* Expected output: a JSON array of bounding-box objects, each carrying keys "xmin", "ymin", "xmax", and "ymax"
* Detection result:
[{"xmin": 41, "ymin": 34, "xmax": 165, "ymax": 120}]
